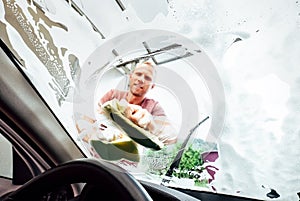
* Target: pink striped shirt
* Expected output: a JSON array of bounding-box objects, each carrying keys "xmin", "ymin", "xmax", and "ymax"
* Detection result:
[{"xmin": 100, "ymin": 89, "xmax": 165, "ymax": 116}]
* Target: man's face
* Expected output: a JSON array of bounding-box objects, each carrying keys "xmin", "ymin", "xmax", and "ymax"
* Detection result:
[{"xmin": 129, "ymin": 63, "xmax": 155, "ymax": 97}]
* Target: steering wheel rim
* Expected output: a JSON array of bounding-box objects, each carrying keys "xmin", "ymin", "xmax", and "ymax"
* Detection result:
[{"xmin": 4, "ymin": 158, "xmax": 152, "ymax": 201}]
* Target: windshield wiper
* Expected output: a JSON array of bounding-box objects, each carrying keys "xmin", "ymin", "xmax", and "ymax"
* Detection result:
[
  {"xmin": 161, "ymin": 116, "xmax": 209, "ymax": 184},
  {"xmin": 66, "ymin": 0, "xmax": 105, "ymax": 39}
]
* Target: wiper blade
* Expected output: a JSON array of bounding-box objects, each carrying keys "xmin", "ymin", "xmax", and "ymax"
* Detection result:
[{"xmin": 114, "ymin": 43, "xmax": 183, "ymax": 67}]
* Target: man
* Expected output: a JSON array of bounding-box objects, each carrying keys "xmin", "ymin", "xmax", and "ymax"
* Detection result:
[{"xmin": 99, "ymin": 61, "xmax": 177, "ymax": 145}]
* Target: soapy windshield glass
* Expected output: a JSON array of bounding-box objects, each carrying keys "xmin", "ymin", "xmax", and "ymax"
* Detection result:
[{"xmin": 1, "ymin": 0, "xmax": 299, "ymax": 200}]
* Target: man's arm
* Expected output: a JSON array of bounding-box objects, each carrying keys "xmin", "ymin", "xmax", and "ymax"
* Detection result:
[
  {"xmin": 124, "ymin": 104, "xmax": 178, "ymax": 145},
  {"xmin": 152, "ymin": 116, "xmax": 178, "ymax": 145}
]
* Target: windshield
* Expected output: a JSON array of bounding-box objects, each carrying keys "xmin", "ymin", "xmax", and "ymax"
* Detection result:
[{"xmin": 1, "ymin": 0, "xmax": 299, "ymax": 200}]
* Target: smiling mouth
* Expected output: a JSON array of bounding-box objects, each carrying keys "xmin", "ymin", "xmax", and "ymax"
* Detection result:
[{"xmin": 134, "ymin": 84, "xmax": 144, "ymax": 89}]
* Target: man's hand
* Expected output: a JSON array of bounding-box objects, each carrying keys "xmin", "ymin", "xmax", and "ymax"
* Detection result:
[{"xmin": 124, "ymin": 104, "xmax": 153, "ymax": 130}]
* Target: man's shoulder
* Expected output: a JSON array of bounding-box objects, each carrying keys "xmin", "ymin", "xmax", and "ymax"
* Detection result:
[
  {"xmin": 101, "ymin": 89, "xmax": 127, "ymax": 104},
  {"xmin": 111, "ymin": 89, "xmax": 126, "ymax": 95},
  {"xmin": 143, "ymin": 97, "xmax": 158, "ymax": 104},
  {"xmin": 143, "ymin": 98, "xmax": 165, "ymax": 116},
  {"xmin": 109, "ymin": 89, "xmax": 127, "ymax": 100}
]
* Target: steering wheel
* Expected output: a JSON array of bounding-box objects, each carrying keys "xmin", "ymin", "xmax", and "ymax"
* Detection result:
[{"xmin": 3, "ymin": 158, "xmax": 152, "ymax": 201}]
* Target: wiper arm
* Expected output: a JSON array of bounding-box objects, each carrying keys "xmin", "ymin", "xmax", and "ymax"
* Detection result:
[
  {"xmin": 66, "ymin": 0, "xmax": 105, "ymax": 39},
  {"xmin": 161, "ymin": 116, "xmax": 210, "ymax": 184}
]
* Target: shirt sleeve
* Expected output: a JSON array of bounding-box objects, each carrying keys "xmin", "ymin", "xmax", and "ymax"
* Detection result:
[
  {"xmin": 100, "ymin": 89, "xmax": 115, "ymax": 105},
  {"xmin": 151, "ymin": 102, "xmax": 166, "ymax": 116}
]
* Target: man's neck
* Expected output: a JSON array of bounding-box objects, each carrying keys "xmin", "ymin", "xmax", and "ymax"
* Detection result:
[{"xmin": 126, "ymin": 93, "xmax": 144, "ymax": 105}]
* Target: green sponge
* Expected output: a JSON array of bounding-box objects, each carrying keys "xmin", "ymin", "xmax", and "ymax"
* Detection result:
[
  {"xmin": 103, "ymin": 100, "xmax": 164, "ymax": 150},
  {"xmin": 90, "ymin": 139, "xmax": 139, "ymax": 162}
]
